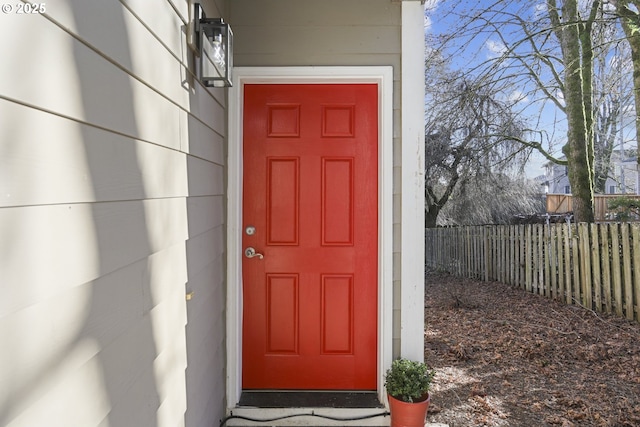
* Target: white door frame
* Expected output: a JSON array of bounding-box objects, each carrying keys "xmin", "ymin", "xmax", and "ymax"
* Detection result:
[{"xmin": 226, "ymin": 66, "xmax": 394, "ymax": 407}]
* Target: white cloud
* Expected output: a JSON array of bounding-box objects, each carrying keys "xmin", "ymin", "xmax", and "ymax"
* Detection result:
[
  {"xmin": 556, "ymin": 89, "xmax": 566, "ymax": 107},
  {"xmin": 423, "ymin": 0, "xmax": 440, "ymax": 34},
  {"xmin": 533, "ymin": 2, "xmax": 547, "ymax": 19},
  {"xmin": 485, "ymin": 39, "xmax": 507, "ymax": 58},
  {"xmin": 508, "ymin": 90, "xmax": 529, "ymax": 104},
  {"xmin": 423, "ymin": 0, "xmax": 440, "ymax": 12},
  {"xmin": 424, "ymin": 14, "xmax": 432, "ymax": 34}
]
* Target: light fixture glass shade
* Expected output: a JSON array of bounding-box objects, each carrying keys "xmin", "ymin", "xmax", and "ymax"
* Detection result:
[
  {"xmin": 195, "ymin": 6, "xmax": 232, "ymax": 87},
  {"xmin": 202, "ymin": 32, "xmax": 226, "ymax": 84}
]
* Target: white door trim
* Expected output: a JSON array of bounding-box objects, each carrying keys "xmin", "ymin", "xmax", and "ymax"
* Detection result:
[{"xmin": 226, "ymin": 66, "xmax": 393, "ymax": 408}]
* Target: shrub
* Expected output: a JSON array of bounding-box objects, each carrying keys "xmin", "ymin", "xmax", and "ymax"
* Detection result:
[
  {"xmin": 608, "ymin": 196, "xmax": 640, "ymax": 221},
  {"xmin": 384, "ymin": 358, "xmax": 436, "ymax": 403}
]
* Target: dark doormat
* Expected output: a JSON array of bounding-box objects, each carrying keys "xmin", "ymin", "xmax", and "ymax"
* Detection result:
[{"xmin": 239, "ymin": 391, "xmax": 383, "ymax": 408}]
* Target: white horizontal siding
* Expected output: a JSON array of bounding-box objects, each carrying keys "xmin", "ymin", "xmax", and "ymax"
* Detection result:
[
  {"xmin": 1, "ymin": 1, "xmax": 228, "ymax": 427},
  {"xmin": 232, "ymin": 0, "xmax": 401, "ymax": 67},
  {"xmin": 234, "ymin": 0, "xmax": 399, "ymax": 26},
  {"xmin": 184, "ymin": 253, "xmax": 227, "ymax": 426},
  {"xmin": 234, "ymin": 26, "xmax": 400, "ymax": 55}
]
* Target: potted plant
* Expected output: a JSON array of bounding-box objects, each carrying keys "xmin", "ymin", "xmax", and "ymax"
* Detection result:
[{"xmin": 384, "ymin": 358, "xmax": 436, "ymax": 427}]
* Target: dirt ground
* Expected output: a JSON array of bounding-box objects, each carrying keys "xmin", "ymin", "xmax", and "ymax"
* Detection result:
[{"xmin": 424, "ymin": 270, "xmax": 640, "ymax": 427}]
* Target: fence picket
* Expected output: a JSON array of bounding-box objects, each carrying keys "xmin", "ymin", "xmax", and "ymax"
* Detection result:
[
  {"xmin": 591, "ymin": 223, "xmax": 602, "ymax": 312},
  {"xmin": 543, "ymin": 225, "xmax": 553, "ymax": 297},
  {"xmin": 611, "ymin": 224, "xmax": 624, "ymax": 316},
  {"xmin": 498, "ymin": 226, "xmax": 503, "ymax": 282},
  {"xmin": 518, "ymin": 225, "xmax": 525, "ymax": 288},
  {"xmin": 526, "ymin": 226, "xmax": 533, "ymax": 292},
  {"xmin": 571, "ymin": 228, "xmax": 580, "ymax": 305},
  {"xmin": 631, "ymin": 224, "xmax": 640, "ymax": 319},
  {"xmin": 579, "ymin": 224, "xmax": 592, "ymax": 310},
  {"xmin": 632, "ymin": 224, "xmax": 640, "ymax": 320},
  {"xmin": 621, "ymin": 223, "xmax": 633, "ymax": 320},
  {"xmin": 564, "ymin": 225, "xmax": 572, "ymax": 304},
  {"xmin": 538, "ymin": 225, "xmax": 545, "ymax": 295},
  {"xmin": 601, "ymin": 224, "xmax": 613, "ymax": 313},
  {"xmin": 549, "ymin": 224, "xmax": 558, "ymax": 299},
  {"xmin": 556, "ymin": 224, "xmax": 565, "ymax": 300}
]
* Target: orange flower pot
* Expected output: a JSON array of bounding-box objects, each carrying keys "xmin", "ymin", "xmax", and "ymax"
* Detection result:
[{"xmin": 388, "ymin": 393, "xmax": 431, "ymax": 427}]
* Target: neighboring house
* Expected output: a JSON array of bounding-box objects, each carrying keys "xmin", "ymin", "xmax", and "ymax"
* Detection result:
[
  {"xmin": 542, "ymin": 151, "xmax": 639, "ymax": 195},
  {"xmin": 541, "ymin": 162, "xmax": 570, "ymax": 194},
  {"xmin": 1, "ymin": 1, "xmax": 426, "ymax": 427}
]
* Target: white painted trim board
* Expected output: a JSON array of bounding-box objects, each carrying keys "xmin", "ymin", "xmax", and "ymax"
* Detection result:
[{"xmin": 226, "ymin": 66, "xmax": 394, "ymax": 411}]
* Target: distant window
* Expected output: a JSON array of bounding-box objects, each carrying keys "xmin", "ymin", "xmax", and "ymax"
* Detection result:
[
  {"xmin": 564, "ymin": 186, "xmax": 571, "ymax": 194},
  {"xmin": 609, "ymin": 186, "xmax": 617, "ymax": 194}
]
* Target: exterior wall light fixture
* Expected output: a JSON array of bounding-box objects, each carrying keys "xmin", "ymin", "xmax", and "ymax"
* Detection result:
[{"xmin": 194, "ymin": 3, "xmax": 233, "ymax": 87}]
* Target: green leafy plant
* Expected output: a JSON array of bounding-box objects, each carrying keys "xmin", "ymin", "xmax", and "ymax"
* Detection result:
[
  {"xmin": 384, "ymin": 358, "xmax": 436, "ymax": 403},
  {"xmin": 608, "ymin": 196, "xmax": 640, "ymax": 221}
]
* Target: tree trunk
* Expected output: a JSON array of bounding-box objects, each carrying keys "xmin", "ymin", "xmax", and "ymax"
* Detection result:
[
  {"xmin": 613, "ymin": 0, "xmax": 640, "ymax": 163},
  {"xmin": 424, "ymin": 170, "xmax": 460, "ymax": 228},
  {"xmin": 425, "ymin": 208, "xmax": 440, "ymax": 229},
  {"xmin": 550, "ymin": 0, "xmax": 596, "ymax": 222},
  {"xmin": 628, "ymin": 36, "xmax": 640, "ymax": 164}
]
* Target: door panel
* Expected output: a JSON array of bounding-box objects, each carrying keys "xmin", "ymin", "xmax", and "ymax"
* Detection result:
[
  {"xmin": 242, "ymin": 84, "xmax": 378, "ymax": 390},
  {"xmin": 322, "ymin": 158, "xmax": 353, "ymax": 245},
  {"xmin": 267, "ymin": 158, "xmax": 299, "ymax": 244}
]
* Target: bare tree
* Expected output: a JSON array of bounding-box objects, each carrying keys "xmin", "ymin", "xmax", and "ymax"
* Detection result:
[
  {"xmin": 609, "ymin": 0, "xmax": 640, "ymax": 161},
  {"xmin": 424, "ymin": 65, "xmax": 532, "ymax": 227},
  {"xmin": 438, "ymin": 173, "xmax": 544, "ymax": 226},
  {"xmin": 426, "ymin": 0, "xmax": 637, "ymax": 222},
  {"xmin": 593, "ymin": 40, "xmax": 634, "ymax": 192}
]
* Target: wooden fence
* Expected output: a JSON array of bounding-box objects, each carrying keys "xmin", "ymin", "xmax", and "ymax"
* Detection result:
[
  {"xmin": 546, "ymin": 193, "xmax": 640, "ymax": 221},
  {"xmin": 425, "ymin": 223, "xmax": 640, "ymax": 322}
]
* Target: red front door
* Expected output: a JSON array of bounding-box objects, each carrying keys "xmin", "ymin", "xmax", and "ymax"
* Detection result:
[{"xmin": 242, "ymin": 83, "xmax": 378, "ymax": 390}]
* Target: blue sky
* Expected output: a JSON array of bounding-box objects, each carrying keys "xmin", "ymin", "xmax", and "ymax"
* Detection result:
[
  {"xmin": 423, "ymin": 0, "xmax": 637, "ymax": 178},
  {"xmin": 424, "ymin": 1, "xmax": 554, "ymax": 177}
]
